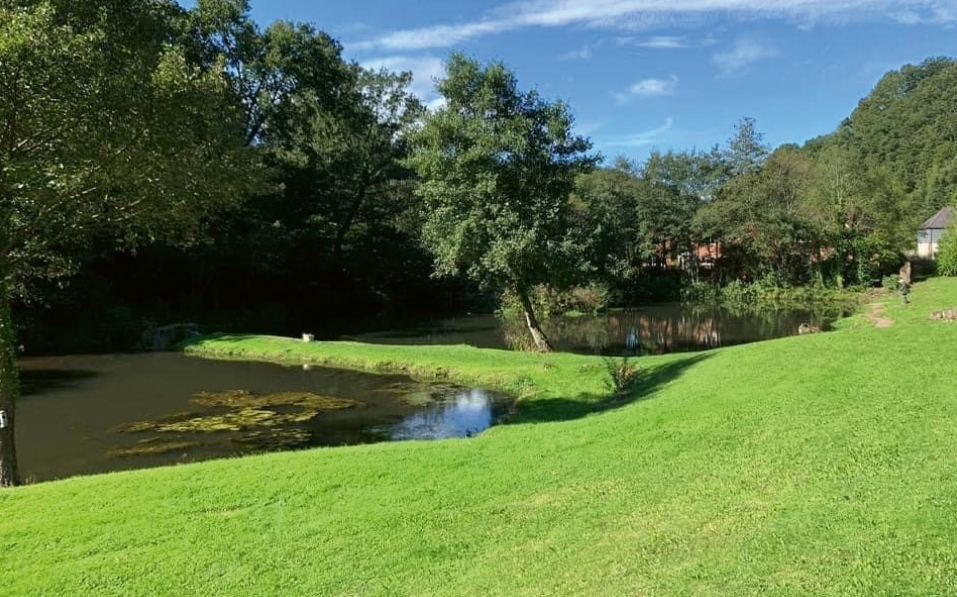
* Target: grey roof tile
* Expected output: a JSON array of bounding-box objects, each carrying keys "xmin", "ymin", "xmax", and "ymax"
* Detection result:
[{"xmin": 919, "ymin": 206, "xmax": 955, "ymax": 230}]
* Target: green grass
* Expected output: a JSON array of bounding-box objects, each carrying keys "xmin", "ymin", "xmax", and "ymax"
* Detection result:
[{"xmin": 3, "ymin": 279, "xmax": 957, "ymax": 596}]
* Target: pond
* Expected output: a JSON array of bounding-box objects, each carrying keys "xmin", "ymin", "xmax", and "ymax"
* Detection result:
[
  {"xmin": 346, "ymin": 303, "xmax": 846, "ymax": 355},
  {"xmin": 16, "ymin": 353, "xmax": 511, "ymax": 483}
]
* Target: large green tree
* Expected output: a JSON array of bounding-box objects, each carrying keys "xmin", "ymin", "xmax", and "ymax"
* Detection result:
[
  {"xmin": 406, "ymin": 53, "xmax": 596, "ymax": 351},
  {"xmin": 273, "ymin": 66, "xmax": 425, "ymax": 266},
  {"xmin": 0, "ymin": 0, "xmax": 257, "ymax": 486}
]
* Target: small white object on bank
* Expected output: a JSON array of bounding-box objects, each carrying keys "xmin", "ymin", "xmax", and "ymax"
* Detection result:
[
  {"xmin": 302, "ymin": 333, "xmax": 315, "ymax": 343},
  {"xmin": 0, "ymin": 410, "xmax": 8, "ymax": 429}
]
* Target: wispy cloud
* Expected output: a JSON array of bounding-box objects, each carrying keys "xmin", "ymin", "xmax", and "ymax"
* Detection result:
[
  {"xmin": 637, "ymin": 36, "xmax": 688, "ymax": 48},
  {"xmin": 614, "ymin": 75, "xmax": 678, "ymax": 103},
  {"xmin": 633, "ymin": 75, "xmax": 679, "ymax": 96},
  {"xmin": 891, "ymin": 6, "xmax": 957, "ymax": 24},
  {"xmin": 561, "ymin": 45, "xmax": 593, "ymax": 60},
  {"xmin": 361, "ymin": 55, "xmax": 445, "ymax": 109},
  {"xmin": 601, "ymin": 117, "xmax": 674, "ymax": 147},
  {"xmin": 353, "ymin": 0, "xmax": 957, "ymax": 51},
  {"xmin": 712, "ymin": 39, "xmax": 779, "ymax": 75}
]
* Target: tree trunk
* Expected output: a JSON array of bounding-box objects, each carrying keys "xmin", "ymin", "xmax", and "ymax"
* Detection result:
[
  {"xmin": 0, "ymin": 278, "xmax": 20, "ymax": 487},
  {"xmin": 516, "ymin": 287, "xmax": 552, "ymax": 353},
  {"xmin": 333, "ymin": 173, "xmax": 370, "ymax": 266}
]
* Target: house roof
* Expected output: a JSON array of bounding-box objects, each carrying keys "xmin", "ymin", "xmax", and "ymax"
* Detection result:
[{"xmin": 919, "ymin": 206, "xmax": 955, "ymax": 230}]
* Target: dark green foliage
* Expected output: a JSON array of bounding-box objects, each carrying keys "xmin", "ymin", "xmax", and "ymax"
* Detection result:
[
  {"xmin": 572, "ymin": 151, "xmax": 723, "ymax": 298},
  {"xmin": 602, "ymin": 356, "xmax": 640, "ymax": 396},
  {"xmin": 1, "ymin": 0, "xmax": 262, "ymax": 485},
  {"xmin": 938, "ymin": 227, "xmax": 957, "ymax": 276},
  {"xmin": 405, "ymin": 53, "xmax": 597, "ymax": 349},
  {"xmin": 500, "ymin": 283, "xmax": 611, "ymax": 319}
]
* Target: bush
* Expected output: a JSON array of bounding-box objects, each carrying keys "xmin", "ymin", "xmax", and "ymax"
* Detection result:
[
  {"xmin": 938, "ymin": 226, "xmax": 957, "ymax": 277},
  {"xmin": 603, "ymin": 356, "xmax": 640, "ymax": 396},
  {"xmin": 680, "ymin": 279, "xmax": 721, "ymax": 304},
  {"xmin": 499, "ymin": 283, "xmax": 611, "ymax": 319},
  {"xmin": 720, "ymin": 279, "xmax": 758, "ymax": 306}
]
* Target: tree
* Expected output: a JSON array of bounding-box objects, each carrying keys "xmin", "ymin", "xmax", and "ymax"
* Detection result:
[
  {"xmin": 570, "ymin": 162, "xmax": 644, "ymax": 284},
  {"xmin": 571, "ymin": 150, "xmax": 716, "ymax": 288},
  {"xmin": 694, "ymin": 119, "xmax": 772, "ymax": 275},
  {"xmin": 0, "ymin": 1, "xmax": 257, "ymax": 486},
  {"xmin": 273, "ymin": 66, "xmax": 425, "ymax": 266},
  {"xmin": 727, "ymin": 117, "xmax": 769, "ymax": 178},
  {"xmin": 406, "ymin": 53, "xmax": 596, "ymax": 351},
  {"xmin": 185, "ymin": 0, "xmax": 351, "ymax": 148}
]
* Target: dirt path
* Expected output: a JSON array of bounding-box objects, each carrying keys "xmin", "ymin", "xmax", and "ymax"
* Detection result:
[{"xmin": 866, "ymin": 303, "xmax": 895, "ymax": 328}]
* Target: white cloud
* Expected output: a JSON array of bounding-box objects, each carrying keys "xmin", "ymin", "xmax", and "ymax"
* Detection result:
[
  {"xmin": 601, "ymin": 117, "xmax": 674, "ymax": 147},
  {"xmin": 630, "ymin": 75, "xmax": 679, "ymax": 96},
  {"xmin": 361, "ymin": 55, "xmax": 445, "ymax": 109},
  {"xmin": 353, "ymin": 0, "xmax": 957, "ymax": 51},
  {"xmin": 712, "ymin": 39, "xmax": 779, "ymax": 74},
  {"xmin": 637, "ymin": 36, "xmax": 688, "ymax": 48},
  {"xmin": 561, "ymin": 45, "xmax": 593, "ymax": 60},
  {"xmin": 614, "ymin": 75, "xmax": 678, "ymax": 102}
]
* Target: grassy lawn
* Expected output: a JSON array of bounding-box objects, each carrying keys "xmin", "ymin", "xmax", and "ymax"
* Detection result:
[{"xmin": 2, "ymin": 279, "xmax": 957, "ymax": 596}]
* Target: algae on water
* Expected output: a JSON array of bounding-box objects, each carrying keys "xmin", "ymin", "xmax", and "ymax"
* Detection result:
[
  {"xmin": 191, "ymin": 390, "xmax": 360, "ymax": 411},
  {"xmin": 115, "ymin": 390, "xmax": 363, "ymax": 434},
  {"xmin": 108, "ymin": 438, "xmax": 201, "ymax": 458}
]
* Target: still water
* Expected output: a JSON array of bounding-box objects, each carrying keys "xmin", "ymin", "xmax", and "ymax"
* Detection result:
[
  {"xmin": 17, "ymin": 353, "xmax": 510, "ymax": 482},
  {"xmin": 347, "ymin": 303, "xmax": 845, "ymax": 355}
]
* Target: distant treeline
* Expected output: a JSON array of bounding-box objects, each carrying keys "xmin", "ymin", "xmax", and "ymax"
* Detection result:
[{"xmin": 12, "ymin": 1, "xmax": 957, "ymax": 352}]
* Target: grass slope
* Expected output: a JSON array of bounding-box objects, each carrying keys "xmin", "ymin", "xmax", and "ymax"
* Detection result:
[{"xmin": 2, "ymin": 280, "xmax": 957, "ymax": 596}]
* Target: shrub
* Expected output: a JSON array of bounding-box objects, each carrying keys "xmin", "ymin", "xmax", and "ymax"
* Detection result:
[
  {"xmin": 720, "ymin": 279, "xmax": 758, "ymax": 306},
  {"xmin": 499, "ymin": 283, "xmax": 610, "ymax": 319},
  {"xmin": 938, "ymin": 226, "xmax": 957, "ymax": 277},
  {"xmin": 603, "ymin": 356, "xmax": 640, "ymax": 396},
  {"xmin": 680, "ymin": 279, "xmax": 721, "ymax": 304}
]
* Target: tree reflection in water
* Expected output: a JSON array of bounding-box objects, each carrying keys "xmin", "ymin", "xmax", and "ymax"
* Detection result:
[{"xmin": 502, "ymin": 304, "xmax": 843, "ymax": 355}]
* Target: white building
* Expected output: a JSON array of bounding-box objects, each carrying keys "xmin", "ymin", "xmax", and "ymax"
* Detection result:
[{"xmin": 917, "ymin": 206, "xmax": 955, "ymax": 259}]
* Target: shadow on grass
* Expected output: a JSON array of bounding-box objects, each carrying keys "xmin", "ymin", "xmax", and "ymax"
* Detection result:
[{"xmin": 506, "ymin": 353, "xmax": 712, "ymax": 425}]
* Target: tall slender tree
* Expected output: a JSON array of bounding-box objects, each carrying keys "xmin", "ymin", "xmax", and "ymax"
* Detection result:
[{"xmin": 406, "ymin": 53, "xmax": 596, "ymax": 351}]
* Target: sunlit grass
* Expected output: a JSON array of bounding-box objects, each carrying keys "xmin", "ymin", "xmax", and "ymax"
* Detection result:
[{"xmin": 2, "ymin": 278, "xmax": 957, "ymax": 596}]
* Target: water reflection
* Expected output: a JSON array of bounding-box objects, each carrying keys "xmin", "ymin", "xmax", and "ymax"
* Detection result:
[
  {"xmin": 16, "ymin": 354, "xmax": 510, "ymax": 482},
  {"xmin": 347, "ymin": 304, "xmax": 844, "ymax": 355},
  {"xmin": 510, "ymin": 305, "xmax": 843, "ymax": 355},
  {"xmin": 385, "ymin": 389, "xmax": 496, "ymax": 440}
]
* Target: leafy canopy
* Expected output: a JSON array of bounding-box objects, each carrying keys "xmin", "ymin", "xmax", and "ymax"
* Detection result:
[
  {"xmin": 405, "ymin": 52, "xmax": 596, "ymax": 293},
  {"xmin": 0, "ymin": 0, "xmax": 259, "ymax": 294}
]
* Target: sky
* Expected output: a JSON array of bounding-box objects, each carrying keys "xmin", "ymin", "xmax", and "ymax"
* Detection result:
[{"xmin": 212, "ymin": 0, "xmax": 956, "ymax": 161}]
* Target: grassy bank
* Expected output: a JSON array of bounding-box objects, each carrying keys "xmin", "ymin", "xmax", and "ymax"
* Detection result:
[{"xmin": 2, "ymin": 279, "xmax": 957, "ymax": 596}]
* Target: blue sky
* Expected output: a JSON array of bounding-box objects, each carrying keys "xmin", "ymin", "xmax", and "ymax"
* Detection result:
[{"xmin": 227, "ymin": 0, "xmax": 955, "ymax": 161}]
